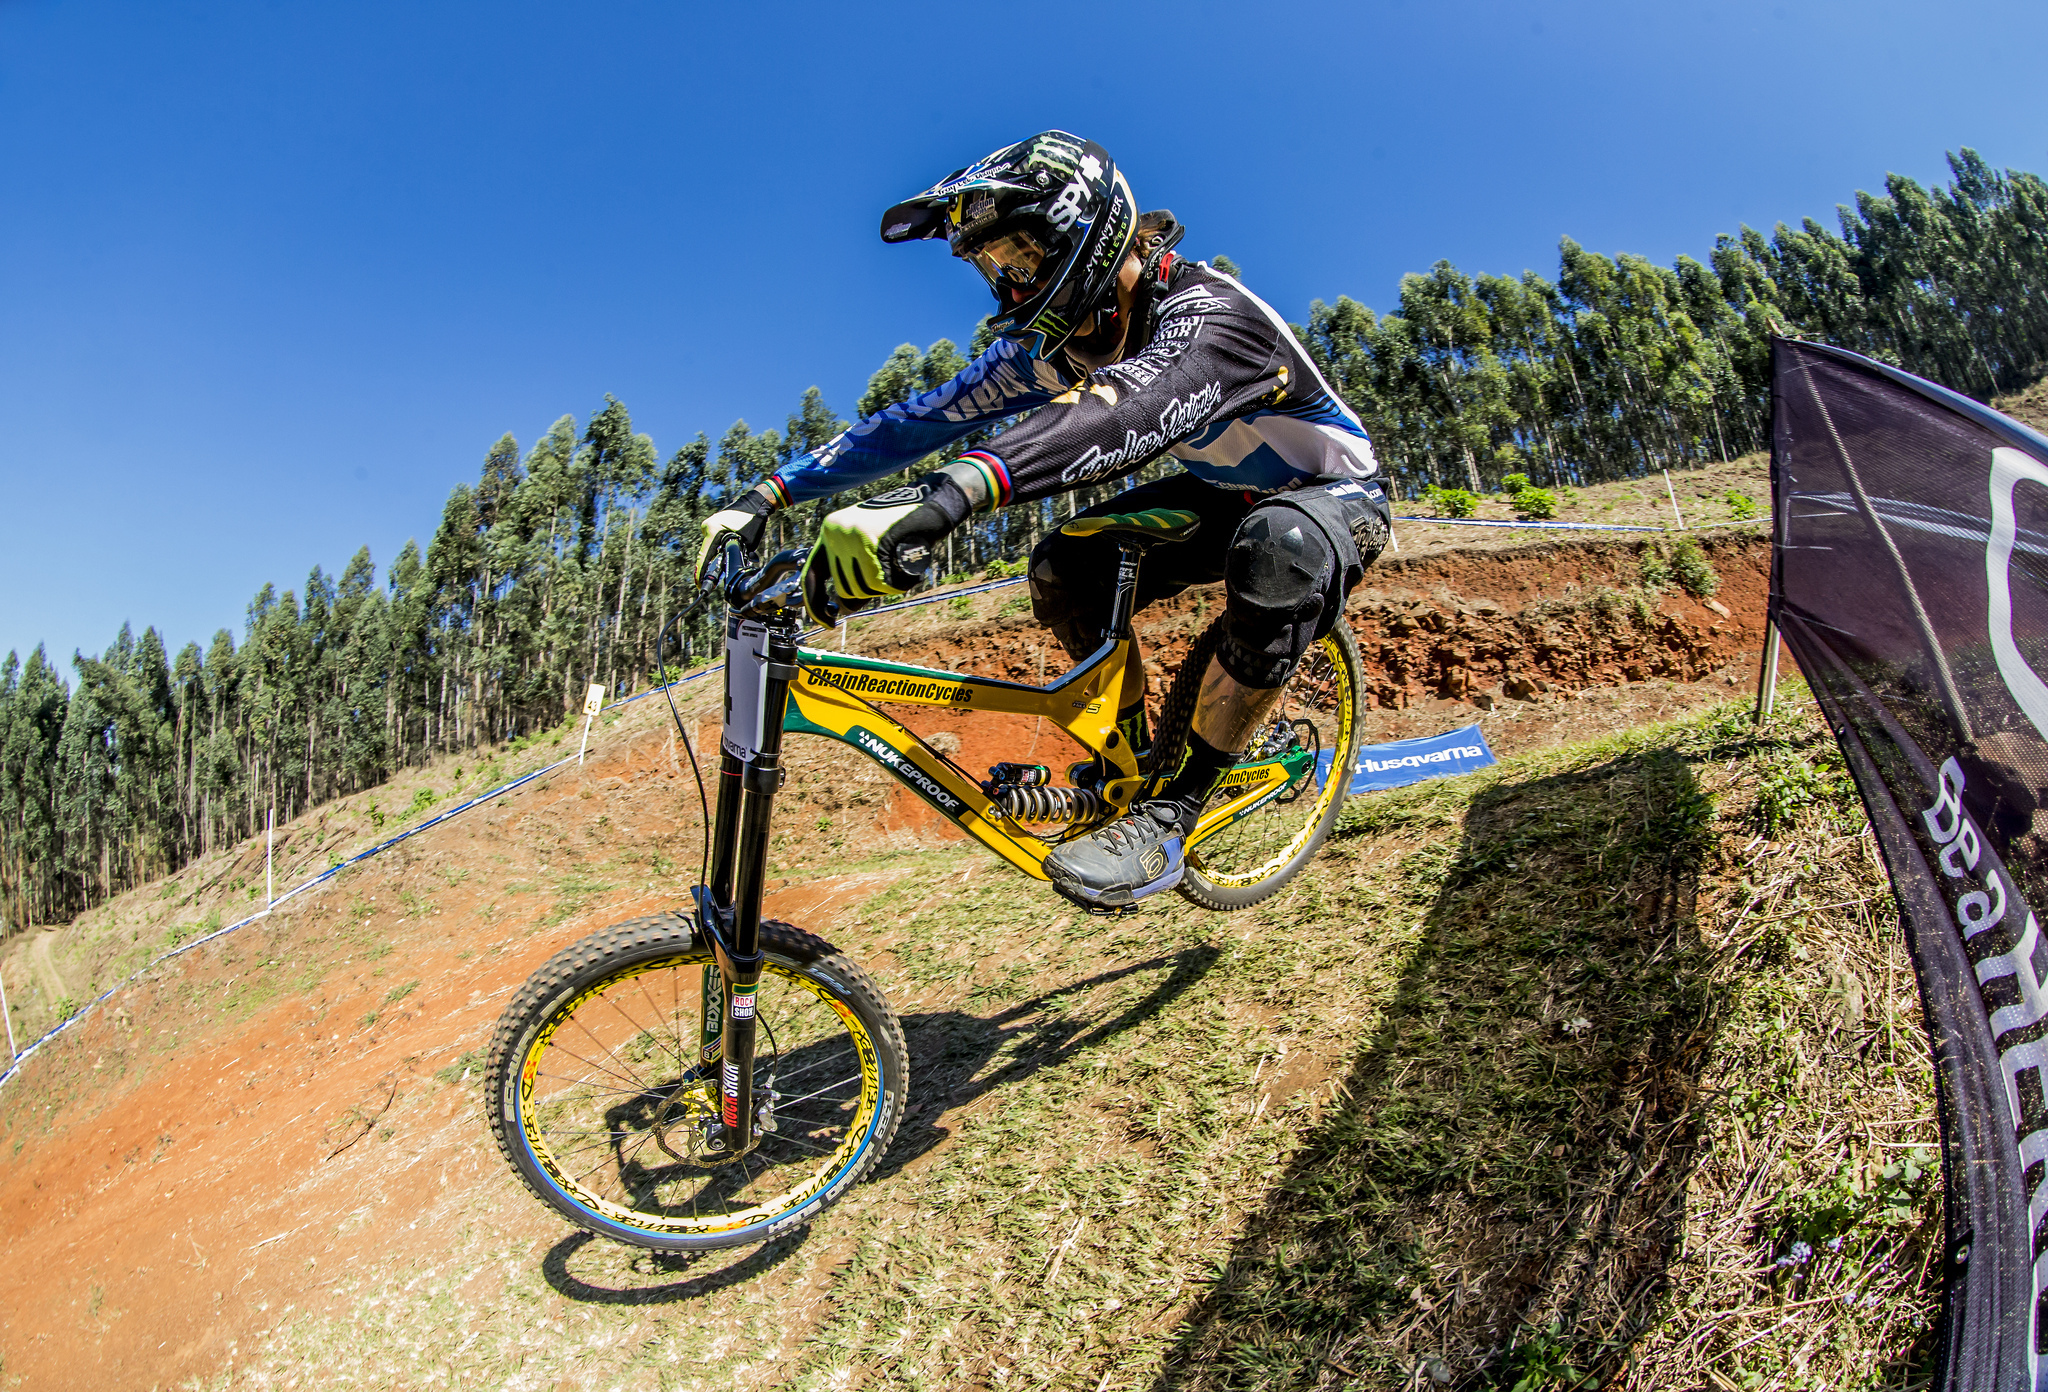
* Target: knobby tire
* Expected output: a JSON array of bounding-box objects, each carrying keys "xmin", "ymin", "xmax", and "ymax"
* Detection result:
[{"xmin": 485, "ymin": 913, "xmax": 907, "ymax": 1252}]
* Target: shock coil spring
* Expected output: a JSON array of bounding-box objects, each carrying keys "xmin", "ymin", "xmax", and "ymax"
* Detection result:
[{"xmin": 994, "ymin": 784, "xmax": 1109, "ymax": 825}]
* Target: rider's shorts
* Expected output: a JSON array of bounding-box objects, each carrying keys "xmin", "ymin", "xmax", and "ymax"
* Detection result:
[{"xmin": 1029, "ymin": 471, "xmax": 1390, "ymax": 689}]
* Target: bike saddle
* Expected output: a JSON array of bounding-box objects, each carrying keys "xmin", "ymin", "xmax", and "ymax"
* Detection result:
[{"xmin": 1059, "ymin": 508, "xmax": 1201, "ymax": 545}]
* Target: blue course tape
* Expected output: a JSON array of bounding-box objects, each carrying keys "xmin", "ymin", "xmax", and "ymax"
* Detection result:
[
  {"xmin": 1396, "ymin": 513, "xmax": 1769, "ymax": 534},
  {"xmin": 1398, "ymin": 515, "xmax": 1668, "ymax": 532}
]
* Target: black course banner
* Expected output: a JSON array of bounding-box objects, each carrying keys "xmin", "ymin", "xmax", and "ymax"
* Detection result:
[{"xmin": 1773, "ymin": 338, "xmax": 2048, "ymax": 1392}]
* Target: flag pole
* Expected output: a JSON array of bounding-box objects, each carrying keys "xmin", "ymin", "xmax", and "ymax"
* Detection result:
[
  {"xmin": 0, "ymin": 959, "xmax": 16, "ymax": 1062},
  {"xmin": 1662, "ymin": 469, "xmax": 1686, "ymax": 530}
]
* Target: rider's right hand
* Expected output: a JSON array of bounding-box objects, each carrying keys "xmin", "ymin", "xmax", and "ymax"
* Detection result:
[
  {"xmin": 798, "ymin": 473, "xmax": 973, "ymax": 626},
  {"xmin": 695, "ymin": 489, "xmax": 775, "ymax": 586}
]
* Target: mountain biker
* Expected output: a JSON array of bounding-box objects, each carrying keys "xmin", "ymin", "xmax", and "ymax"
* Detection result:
[{"xmin": 697, "ymin": 130, "xmax": 1391, "ymax": 910}]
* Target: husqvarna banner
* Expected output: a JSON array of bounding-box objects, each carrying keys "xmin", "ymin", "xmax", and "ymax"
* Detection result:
[
  {"xmin": 1319, "ymin": 723, "xmax": 1498, "ymax": 795},
  {"xmin": 1772, "ymin": 338, "xmax": 2048, "ymax": 1392}
]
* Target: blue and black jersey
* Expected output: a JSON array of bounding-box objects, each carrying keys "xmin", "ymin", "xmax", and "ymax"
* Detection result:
[{"xmin": 762, "ymin": 260, "xmax": 1380, "ymax": 511}]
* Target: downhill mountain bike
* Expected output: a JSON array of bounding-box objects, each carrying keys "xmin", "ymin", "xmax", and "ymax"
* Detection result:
[{"xmin": 484, "ymin": 508, "xmax": 1364, "ymax": 1250}]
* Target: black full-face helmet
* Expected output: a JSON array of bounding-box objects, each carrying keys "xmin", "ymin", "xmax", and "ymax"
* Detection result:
[{"xmin": 880, "ymin": 131, "xmax": 1137, "ymax": 360}]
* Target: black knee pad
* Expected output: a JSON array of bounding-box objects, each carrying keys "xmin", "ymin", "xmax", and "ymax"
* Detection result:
[
  {"xmin": 1220, "ymin": 510, "xmax": 1334, "ymax": 688},
  {"xmin": 1028, "ymin": 533, "xmax": 1105, "ymax": 663}
]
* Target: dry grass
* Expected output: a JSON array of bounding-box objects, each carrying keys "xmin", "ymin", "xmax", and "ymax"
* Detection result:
[
  {"xmin": 1157, "ymin": 695, "xmax": 1939, "ymax": 1391},
  {"xmin": 10, "ymin": 693, "xmax": 1941, "ymax": 1392}
]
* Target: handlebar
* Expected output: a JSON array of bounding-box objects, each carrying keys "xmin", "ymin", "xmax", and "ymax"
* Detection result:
[
  {"xmin": 687, "ymin": 539, "xmax": 808, "ymax": 626},
  {"xmin": 729, "ymin": 548, "xmax": 805, "ymax": 614}
]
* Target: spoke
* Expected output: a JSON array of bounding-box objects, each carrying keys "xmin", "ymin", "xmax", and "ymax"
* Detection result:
[
  {"xmin": 777, "ymin": 1073, "xmax": 861, "ymax": 1110},
  {"xmin": 764, "ymin": 1131, "xmax": 837, "ymax": 1157},
  {"xmin": 547, "ymin": 1038, "xmax": 654, "ymax": 1097},
  {"xmin": 772, "ymin": 1103, "xmax": 856, "ymax": 1123},
  {"xmin": 770, "ymin": 1043, "xmax": 857, "ymax": 1086},
  {"xmin": 601, "ymin": 986, "xmax": 676, "ymax": 1073},
  {"xmin": 672, "ymin": 962, "xmax": 693, "ymax": 1084},
  {"xmin": 633, "ymin": 974, "xmax": 690, "ymax": 1073},
  {"xmin": 533, "ymin": 1072, "xmax": 681, "ymax": 1101},
  {"xmin": 546, "ymin": 1126, "xmax": 642, "ymax": 1140},
  {"xmin": 574, "ymin": 1006, "xmax": 657, "ymax": 1095},
  {"xmin": 572, "ymin": 1150, "xmax": 621, "ymax": 1185}
]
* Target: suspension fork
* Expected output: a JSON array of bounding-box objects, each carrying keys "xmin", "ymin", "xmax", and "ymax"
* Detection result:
[{"xmin": 693, "ymin": 612, "xmax": 801, "ymax": 1155}]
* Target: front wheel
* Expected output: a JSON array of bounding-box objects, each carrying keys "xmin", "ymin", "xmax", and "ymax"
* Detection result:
[
  {"xmin": 484, "ymin": 913, "xmax": 907, "ymax": 1251},
  {"xmin": 1176, "ymin": 621, "xmax": 1364, "ymax": 911}
]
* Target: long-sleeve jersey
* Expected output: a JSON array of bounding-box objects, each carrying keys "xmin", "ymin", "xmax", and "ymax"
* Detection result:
[{"xmin": 761, "ymin": 260, "xmax": 1380, "ymax": 511}]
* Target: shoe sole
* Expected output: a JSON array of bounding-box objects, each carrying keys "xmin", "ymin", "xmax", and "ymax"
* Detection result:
[{"xmin": 1045, "ymin": 859, "xmax": 1185, "ymax": 910}]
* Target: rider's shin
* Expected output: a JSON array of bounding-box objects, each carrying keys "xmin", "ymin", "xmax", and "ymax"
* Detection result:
[{"xmin": 1153, "ymin": 732, "xmax": 1239, "ymax": 831}]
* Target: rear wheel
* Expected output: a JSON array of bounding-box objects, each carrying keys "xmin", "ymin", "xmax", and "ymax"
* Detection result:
[
  {"xmin": 1175, "ymin": 622, "xmax": 1363, "ymax": 911},
  {"xmin": 485, "ymin": 913, "xmax": 906, "ymax": 1251}
]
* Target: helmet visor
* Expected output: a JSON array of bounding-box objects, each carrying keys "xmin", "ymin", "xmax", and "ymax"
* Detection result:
[{"xmin": 960, "ymin": 229, "xmax": 1051, "ymax": 300}]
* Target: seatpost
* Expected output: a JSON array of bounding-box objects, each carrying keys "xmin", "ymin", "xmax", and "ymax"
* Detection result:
[{"xmin": 1104, "ymin": 539, "xmax": 1144, "ymax": 638}]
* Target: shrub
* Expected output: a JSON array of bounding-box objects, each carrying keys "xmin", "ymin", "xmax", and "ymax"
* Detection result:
[
  {"xmin": 982, "ymin": 556, "xmax": 1027, "ymax": 581},
  {"xmin": 1726, "ymin": 490, "xmax": 1760, "ymax": 521},
  {"xmin": 1424, "ymin": 484, "xmax": 1478, "ymax": 518},
  {"xmin": 394, "ymin": 787, "xmax": 438, "ymax": 825},
  {"xmin": 1669, "ymin": 537, "xmax": 1720, "ymax": 598},
  {"xmin": 1639, "ymin": 547, "xmax": 1674, "ymax": 592},
  {"xmin": 1512, "ymin": 487, "xmax": 1559, "ymax": 520},
  {"xmin": 1501, "ymin": 473, "xmax": 1531, "ymax": 495}
]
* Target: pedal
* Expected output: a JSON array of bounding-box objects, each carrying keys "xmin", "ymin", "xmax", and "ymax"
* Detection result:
[{"xmin": 1083, "ymin": 903, "xmax": 1142, "ymax": 918}]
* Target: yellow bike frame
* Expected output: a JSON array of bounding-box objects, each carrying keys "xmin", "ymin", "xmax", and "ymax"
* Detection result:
[{"xmin": 781, "ymin": 631, "xmax": 1305, "ymax": 881}]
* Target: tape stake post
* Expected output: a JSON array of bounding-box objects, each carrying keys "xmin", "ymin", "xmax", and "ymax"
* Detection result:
[
  {"xmin": 1663, "ymin": 469, "xmax": 1686, "ymax": 530},
  {"xmin": 266, "ymin": 807, "xmax": 274, "ymax": 909},
  {"xmin": 578, "ymin": 683, "xmax": 606, "ymax": 765},
  {"xmin": 1, "ymin": 961, "xmax": 16, "ymax": 1062}
]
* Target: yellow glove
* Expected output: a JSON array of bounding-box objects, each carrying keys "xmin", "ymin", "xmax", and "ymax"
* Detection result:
[{"xmin": 800, "ymin": 475, "xmax": 972, "ymax": 624}]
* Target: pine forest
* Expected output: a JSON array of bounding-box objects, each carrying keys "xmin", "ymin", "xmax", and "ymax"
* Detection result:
[{"xmin": 5, "ymin": 148, "xmax": 2047, "ymax": 930}]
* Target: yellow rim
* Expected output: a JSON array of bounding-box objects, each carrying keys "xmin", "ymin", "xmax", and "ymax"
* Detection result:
[
  {"xmin": 517, "ymin": 953, "xmax": 881, "ymax": 1236},
  {"xmin": 1187, "ymin": 633, "xmax": 1357, "ymax": 889}
]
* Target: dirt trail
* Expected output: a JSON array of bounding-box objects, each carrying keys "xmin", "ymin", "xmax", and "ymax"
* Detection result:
[
  {"xmin": 29, "ymin": 932, "xmax": 67, "ymax": 1004},
  {"xmin": 0, "ymin": 528, "xmax": 1777, "ymax": 1391}
]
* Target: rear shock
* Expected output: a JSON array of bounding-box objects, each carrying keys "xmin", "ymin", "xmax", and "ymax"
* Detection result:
[
  {"xmin": 983, "ymin": 763, "xmax": 1110, "ymax": 826},
  {"xmin": 994, "ymin": 784, "xmax": 1109, "ymax": 825}
]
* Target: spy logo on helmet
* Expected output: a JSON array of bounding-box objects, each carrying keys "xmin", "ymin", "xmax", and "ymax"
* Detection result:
[
  {"xmin": 963, "ymin": 192, "xmax": 998, "ymax": 231},
  {"xmin": 1046, "ymin": 178, "xmax": 1090, "ymax": 232}
]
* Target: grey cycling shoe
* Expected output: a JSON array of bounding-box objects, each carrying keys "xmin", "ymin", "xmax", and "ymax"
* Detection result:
[{"xmin": 1044, "ymin": 801, "xmax": 1188, "ymax": 910}]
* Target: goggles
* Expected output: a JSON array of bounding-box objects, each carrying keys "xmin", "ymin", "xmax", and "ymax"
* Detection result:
[{"xmin": 958, "ymin": 228, "xmax": 1050, "ymax": 301}]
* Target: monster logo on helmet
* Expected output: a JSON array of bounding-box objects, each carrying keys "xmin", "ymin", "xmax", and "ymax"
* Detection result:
[{"xmin": 879, "ymin": 131, "xmax": 1138, "ymax": 360}]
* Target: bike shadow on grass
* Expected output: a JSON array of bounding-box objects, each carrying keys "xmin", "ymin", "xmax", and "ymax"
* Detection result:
[
  {"xmin": 541, "ymin": 1224, "xmax": 811, "ymax": 1306},
  {"xmin": 871, "ymin": 942, "xmax": 1225, "ymax": 1182},
  {"xmin": 1151, "ymin": 746, "xmax": 1736, "ymax": 1390}
]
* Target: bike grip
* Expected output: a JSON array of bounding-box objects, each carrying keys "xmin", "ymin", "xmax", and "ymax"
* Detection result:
[{"xmin": 801, "ymin": 547, "xmax": 854, "ymax": 626}]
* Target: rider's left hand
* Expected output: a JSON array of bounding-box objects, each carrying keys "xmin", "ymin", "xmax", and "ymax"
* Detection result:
[{"xmin": 801, "ymin": 474, "xmax": 972, "ymax": 624}]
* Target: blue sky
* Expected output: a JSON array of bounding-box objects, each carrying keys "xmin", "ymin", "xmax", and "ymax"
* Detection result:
[{"xmin": 5, "ymin": 0, "xmax": 2047, "ymax": 666}]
